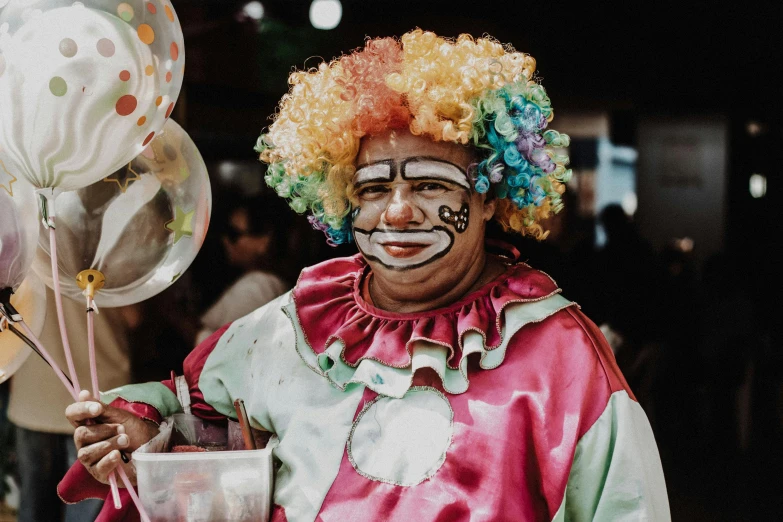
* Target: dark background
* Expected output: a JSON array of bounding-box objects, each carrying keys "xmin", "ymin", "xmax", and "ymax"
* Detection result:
[{"xmin": 178, "ymin": 0, "xmax": 783, "ymax": 277}]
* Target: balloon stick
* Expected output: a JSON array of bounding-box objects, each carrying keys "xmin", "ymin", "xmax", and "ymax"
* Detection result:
[
  {"xmin": 38, "ymin": 191, "xmax": 81, "ymax": 392},
  {"xmin": 118, "ymin": 466, "xmax": 151, "ymax": 522},
  {"xmin": 40, "ymin": 196, "xmax": 131, "ymax": 510},
  {"xmin": 1, "ymin": 289, "xmax": 76, "ymax": 397},
  {"xmin": 107, "ymin": 470, "xmax": 122, "ymax": 510},
  {"xmin": 77, "ymin": 271, "xmax": 149, "ymax": 521},
  {"xmin": 77, "ymin": 270, "xmax": 105, "ymax": 397},
  {"xmin": 76, "ymin": 270, "xmax": 121, "ymax": 509}
]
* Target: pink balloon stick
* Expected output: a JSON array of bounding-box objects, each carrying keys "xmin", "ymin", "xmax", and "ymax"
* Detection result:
[
  {"xmin": 86, "ymin": 297, "xmax": 99, "ymax": 403},
  {"xmin": 85, "ymin": 295, "xmax": 122, "ymax": 509},
  {"xmin": 108, "ymin": 473, "xmax": 122, "ymax": 510},
  {"xmin": 117, "ymin": 466, "xmax": 151, "ymax": 522},
  {"xmin": 50, "ymin": 219, "xmax": 122, "ymax": 506},
  {"xmin": 49, "ymin": 226, "xmax": 81, "ymax": 392}
]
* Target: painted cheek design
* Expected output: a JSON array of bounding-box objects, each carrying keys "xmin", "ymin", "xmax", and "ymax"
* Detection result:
[{"xmin": 438, "ymin": 203, "xmax": 470, "ymax": 233}]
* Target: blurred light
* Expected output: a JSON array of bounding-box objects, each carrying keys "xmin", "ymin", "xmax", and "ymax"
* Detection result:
[
  {"xmin": 621, "ymin": 192, "xmax": 638, "ymax": 216},
  {"xmin": 242, "ymin": 1, "xmax": 264, "ymax": 20},
  {"xmin": 309, "ymin": 0, "xmax": 342, "ymax": 30},
  {"xmin": 749, "ymin": 173, "xmax": 767, "ymax": 198},
  {"xmin": 746, "ymin": 121, "xmax": 765, "ymax": 137},
  {"xmin": 599, "ymin": 323, "xmax": 623, "ymax": 354},
  {"xmin": 218, "ymin": 161, "xmax": 240, "ymax": 182},
  {"xmin": 613, "ymin": 146, "xmax": 638, "ymax": 164},
  {"xmin": 675, "ymin": 237, "xmax": 694, "ymax": 253},
  {"xmin": 216, "ymin": 160, "xmax": 265, "ymax": 195}
]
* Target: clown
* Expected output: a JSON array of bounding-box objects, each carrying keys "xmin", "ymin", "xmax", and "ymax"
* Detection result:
[{"xmin": 61, "ymin": 30, "xmax": 670, "ymax": 521}]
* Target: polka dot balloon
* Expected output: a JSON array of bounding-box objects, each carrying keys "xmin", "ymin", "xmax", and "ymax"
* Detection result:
[{"xmin": 0, "ymin": 0, "xmax": 184, "ymax": 192}]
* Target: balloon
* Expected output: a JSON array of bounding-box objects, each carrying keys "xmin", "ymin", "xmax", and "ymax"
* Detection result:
[
  {"xmin": 0, "ymin": 0, "xmax": 185, "ymax": 191},
  {"xmin": 33, "ymin": 119, "xmax": 211, "ymax": 307},
  {"xmin": 0, "ymin": 273, "xmax": 47, "ymax": 384},
  {"xmin": 0, "ymin": 174, "xmax": 38, "ymax": 292}
]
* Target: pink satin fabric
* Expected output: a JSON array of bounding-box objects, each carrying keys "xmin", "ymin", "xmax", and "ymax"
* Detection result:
[{"xmin": 309, "ymin": 306, "xmax": 630, "ymax": 521}]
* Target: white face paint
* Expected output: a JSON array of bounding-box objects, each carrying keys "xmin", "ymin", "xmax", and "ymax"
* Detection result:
[
  {"xmin": 353, "ymin": 227, "xmax": 454, "ymax": 270},
  {"xmin": 351, "ymin": 129, "xmax": 495, "ymax": 305},
  {"xmin": 354, "ymin": 162, "xmax": 393, "ymax": 185},
  {"xmin": 402, "ymin": 158, "xmax": 471, "ymax": 190},
  {"xmin": 352, "ymin": 157, "xmax": 466, "ymax": 270}
]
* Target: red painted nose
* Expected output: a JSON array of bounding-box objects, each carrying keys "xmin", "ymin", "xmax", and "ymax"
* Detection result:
[{"xmin": 384, "ymin": 199, "xmax": 415, "ymax": 226}]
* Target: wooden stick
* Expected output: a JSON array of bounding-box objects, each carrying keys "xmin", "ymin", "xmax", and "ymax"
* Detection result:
[{"xmin": 233, "ymin": 399, "xmax": 256, "ymax": 450}]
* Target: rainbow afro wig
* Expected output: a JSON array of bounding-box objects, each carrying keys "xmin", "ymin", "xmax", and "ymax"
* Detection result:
[{"xmin": 257, "ymin": 29, "xmax": 572, "ymax": 245}]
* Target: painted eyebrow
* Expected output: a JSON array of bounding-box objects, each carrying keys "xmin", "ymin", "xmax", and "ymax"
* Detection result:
[
  {"xmin": 401, "ymin": 159, "xmax": 471, "ymax": 190},
  {"xmin": 353, "ymin": 161, "xmax": 393, "ymax": 186}
]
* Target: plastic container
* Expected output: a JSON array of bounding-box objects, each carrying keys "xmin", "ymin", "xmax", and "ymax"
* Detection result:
[{"xmin": 133, "ymin": 414, "xmax": 274, "ymax": 522}]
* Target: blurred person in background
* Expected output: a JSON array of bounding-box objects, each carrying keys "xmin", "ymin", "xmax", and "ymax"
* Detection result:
[
  {"xmin": 128, "ymin": 192, "xmax": 293, "ymax": 385},
  {"xmin": 593, "ymin": 204, "xmax": 664, "ymax": 347},
  {"xmin": 195, "ymin": 192, "xmax": 291, "ymax": 344},
  {"xmin": 592, "ymin": 204, "xmax": 666, "ymax": 423},
  {"xmin": 7, "ymin": 287, "xmax": 133, "ymax": 522},
  {"xmin": 698, "ymin": 253, "xmax": 756, "ymax": 458},
  {"xmin": 653, "ymin": 241, "xmax": 703, "ymax": 462}
]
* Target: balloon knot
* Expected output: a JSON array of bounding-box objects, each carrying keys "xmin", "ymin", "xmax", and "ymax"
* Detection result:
[{"xmin": 0, "ymin": 287, "xmax": 22, "ymax": 322}]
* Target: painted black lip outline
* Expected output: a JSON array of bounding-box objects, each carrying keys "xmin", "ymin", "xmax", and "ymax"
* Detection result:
[{"xmin": 353, "ymin": 226, "xmax": 455, "ymax": 271}]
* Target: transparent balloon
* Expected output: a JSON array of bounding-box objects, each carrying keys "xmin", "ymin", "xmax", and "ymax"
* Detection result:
[
  {"xmin": 0, "ymin": 0, "xmax": 185, "ymax": 191},
  {"xmin": 33, "ymin": 119, "xmax": 211, "ymax": 307},
  {"xmin": 0, "ymin": 273, "xmax": 47, "ymax": 384},
  {"xmin": 0, "ymin": 174, "xmax": 39, "ymax": 292}
]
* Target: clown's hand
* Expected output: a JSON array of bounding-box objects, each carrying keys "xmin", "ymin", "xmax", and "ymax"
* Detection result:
[{"xmin": 65, "ymin": 389, "xmax": 159, "ymax": 485}]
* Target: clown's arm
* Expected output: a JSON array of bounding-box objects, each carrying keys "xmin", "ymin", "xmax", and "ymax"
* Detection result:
[
  {"xmin": 553, "ymin": 381, "xmax": 671, "ymax": 521},
  {"xmin": 553, "ymin": 314, "xmax": 671, "ymax": 522},
  {"xmin": 57, "ymin": 319, "xmax": 239, "ymax": 518}
]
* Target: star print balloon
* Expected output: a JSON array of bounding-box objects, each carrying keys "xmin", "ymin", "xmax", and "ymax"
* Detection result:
[
  {"xmin": 0, "ymin": 0, "xmax": 184, "ymax": 192},
  {"xmin": 32, "ymin": 119, "xmax": 211, "ymax": 307}
]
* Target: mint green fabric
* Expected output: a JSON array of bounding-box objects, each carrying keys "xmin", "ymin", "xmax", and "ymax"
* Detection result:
[
  {"xmin": 551, "ymin": 390, "xmax": 671, "ymax": 522},
  {"xmin": 198, "ymin": 291, "xmax": 367, "ymax": 522},
  {"xmin": 101, "ymin": 382, "xmax": 183, "ymax": 418}
]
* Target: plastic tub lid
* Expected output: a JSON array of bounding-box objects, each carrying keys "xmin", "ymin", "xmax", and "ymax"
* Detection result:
[{"xmin": 133, "ymin": 447, "xmax": 273, "ymax": 462}]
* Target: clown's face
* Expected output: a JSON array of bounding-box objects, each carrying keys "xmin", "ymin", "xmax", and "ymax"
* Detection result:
[{"xmin": 353, "ymin": 129, "xmax": 495, "ymax": 308}]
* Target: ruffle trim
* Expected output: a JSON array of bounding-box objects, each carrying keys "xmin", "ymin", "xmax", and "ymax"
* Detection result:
[
  {"xmin": 292, "ymin": 254, "xmax": 562, "ymax": 370},
  {"xmin": 287, "ymin": 254, "xmax": 575, "ymax": 398},
  {"xmin": 285, "ymin": 294, "xmax": 573, "ymax": 398}
]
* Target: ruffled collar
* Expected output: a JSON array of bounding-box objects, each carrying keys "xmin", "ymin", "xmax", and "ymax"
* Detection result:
[{"xmin": 291, "ymin": 253, "xmax": 561, "ymax": 371}]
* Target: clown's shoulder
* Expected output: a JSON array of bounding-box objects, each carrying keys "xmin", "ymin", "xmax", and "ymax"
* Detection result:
[
  {"xmin": 214, "ymin": 252, "xmax": 628, "ymax": 389},
  {"xmin": 211, "ymin": 252, "xmax": 633, "ymax": 409}
]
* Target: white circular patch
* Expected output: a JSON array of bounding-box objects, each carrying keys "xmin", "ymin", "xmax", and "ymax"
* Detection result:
[{"xmin": 348, "ymin": 386, "xmax": 453, "ymax": 486}]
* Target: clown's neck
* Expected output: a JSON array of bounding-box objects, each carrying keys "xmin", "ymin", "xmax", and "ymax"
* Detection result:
[{"xmin": 366, "ymin": 252, "xmax": 505, "ymax": 314}]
